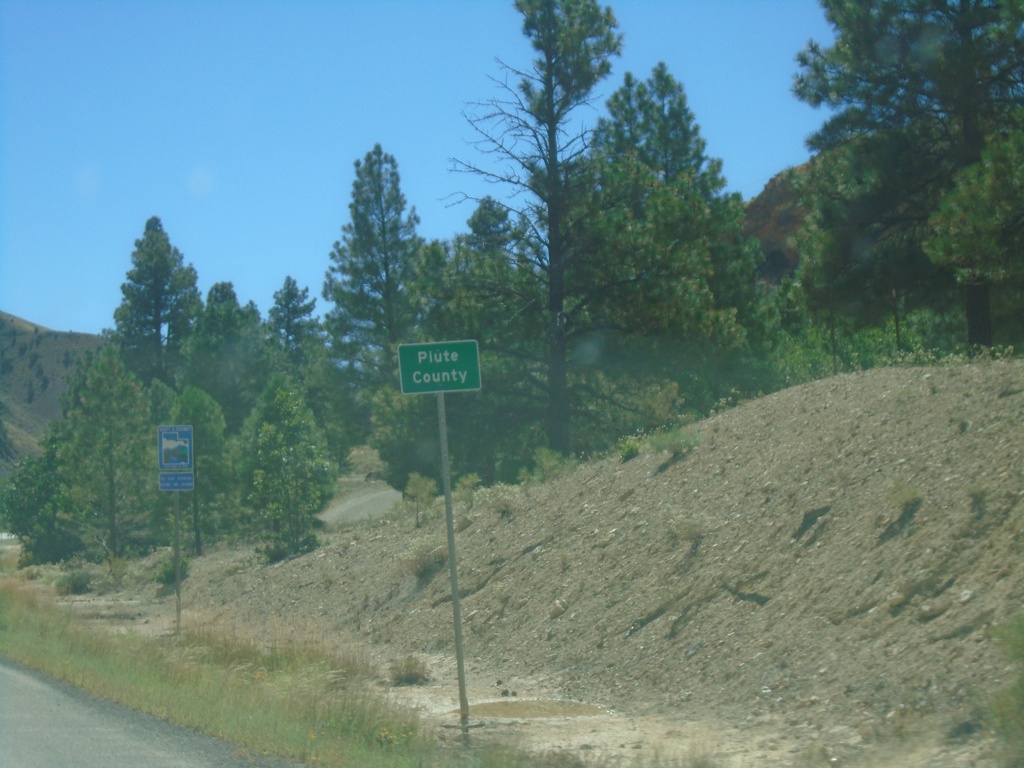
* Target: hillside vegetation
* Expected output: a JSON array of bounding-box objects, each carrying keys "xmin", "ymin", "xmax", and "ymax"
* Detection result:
[{"xmin": 0, "ymin": 312, "xmax": 103, "ymax": 476}]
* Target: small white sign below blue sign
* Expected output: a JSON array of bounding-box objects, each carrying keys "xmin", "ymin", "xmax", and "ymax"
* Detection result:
[
  {"xmin": 159, "ymin": 472, "xmax": 194, "ymax": 491},
  {"xmin": 158, "ymin": 425, "xmax": 193, "ymax": 471}
]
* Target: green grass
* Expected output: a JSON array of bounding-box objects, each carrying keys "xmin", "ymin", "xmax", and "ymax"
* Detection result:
[
  {"xmin": 992, "ymin": 614, "xmax": 1024, "ymax": 768},
  {"xmin": 0, "ymin": 579, "xmax": 427, "ymax": 765},
  {"xmin": 616, "ymin": 426, "xmax": 700, "ymax": 463},
  {"xmin": 645, "ymin": 426, "xmax": 700, "ymax": 458}
]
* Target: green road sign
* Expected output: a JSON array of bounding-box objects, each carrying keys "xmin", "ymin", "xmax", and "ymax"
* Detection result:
[{"xmin": 399, "ymin": 340, "xmax": 481, "ymax": 394}]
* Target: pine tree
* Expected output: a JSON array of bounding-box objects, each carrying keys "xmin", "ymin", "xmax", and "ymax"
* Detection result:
[
  {"xmin": 0, "ymin": 424, "xmax": 83, "ymax": 564},
  {"xmin": 794, "ymin": 0, "xmax": 1024, "ymax": 347},
  {"xmin": 268, "ymin": 276, "xmax": 321, "ymax": 366},
  {"xmin": 179, "ymin": 282, "xmax": 269, "ymax": 433},
  {"xmin": 926, "ymin": 126, "xmax": 1024, "ymax": 347},
  {"xmin": 60, "ymin": 346, "xmax": 152, "ymax": 559},
  {"xmin": 323, "ymin": 144, "xmax": 421, "ymax": 383},
  {"xmin": 0, "ymin": 401, "xmax": 14, "ymax": 461},
  {"xmin": 239, "ymin": 375, "xmax": 332, "ymax": 561},
  {"xmin": 455, "ymin": 0, "xmax": 622, "ymax": 454},
  {"xmin": 112, "ymin": 217, "xmax": 201, "ymax": 385},
  {"xmin": 171, "ymin": 386, "xmax": 228, "ymax": 555},
  {"xmin": 380, "ymin": 201, "xmax": 540, "ymax": 486}
]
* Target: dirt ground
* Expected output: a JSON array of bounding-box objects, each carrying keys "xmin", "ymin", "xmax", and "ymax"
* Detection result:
[{"xmin": 39, "ymin": 360, "xmax": 1024, "ymax": 766}]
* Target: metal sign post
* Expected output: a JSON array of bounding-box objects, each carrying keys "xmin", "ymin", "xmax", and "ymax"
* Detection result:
[
  {"xmin": 398, "ymin": 341, "xmax": 480, "ymax": 732},
  {"xmin": 173, "ymin": 490, "xmax": 181, "ymax": 633},
  {"xmin": 157, "ymin": 425, "xmax": 194, "ymax": 635},
  {"xmin": 436, "ymin": 391, "xmax": 470, "ymax": 729}
]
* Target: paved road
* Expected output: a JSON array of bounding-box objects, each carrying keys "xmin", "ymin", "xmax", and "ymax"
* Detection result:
[
  {"xmin": 319, "ymin": 487, "xmax": 401, "ymax": 529},
  {"xmin": 0, "ymin": 656, "xmax": 294, "ymax": 768}
]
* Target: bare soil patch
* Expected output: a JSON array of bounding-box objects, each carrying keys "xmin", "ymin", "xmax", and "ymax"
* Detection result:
[{"xmin": 46, "ymin": 361, "xmax": 1024, "ymax": 766}]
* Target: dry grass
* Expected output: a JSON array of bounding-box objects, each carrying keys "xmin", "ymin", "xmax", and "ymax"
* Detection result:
[
  {"xmin": 389, "ymin": 654, "xmax": 429, "ymax": 686},
  {"xmin": 401, "ymin": 543, "xmax": 448, "ymax": 582},
  {"xmin": 0, "ymin": 581, "xmax": 423, "ymax": 766}
]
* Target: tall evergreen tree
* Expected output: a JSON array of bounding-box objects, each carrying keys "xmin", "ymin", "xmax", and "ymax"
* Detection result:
[
  {"xmin": 239, "ymin": 375, "xmax": 332, "ymax": 561},
  {"xmin": 171, "ymin": 386, "xmax": 229, "ymax": 555},
  {"xmin": 588, "ymin": 63, "xmax": 760, "ymax": 339},
  {"xmin": 180, "ymin": 282, "xmax": 269, "ymax": 433},
  {"xmin": 926, "ymin": 123, "xmax": 1024, "ymax": 346},
  {"xmin": 323, "ymin": 144, "xmax": 421, "ymax": 383},
  {"xmin": 794, "ymin": 0, "xmax": 1024, "ymax": 347},
  {"xmin": 268, "ymin": 276, "xmax": 321, "ymax": 367},
  {"xmin": 112, "ymin": 217, "xmax": 201, "ymax": 385},
  {"xmin": 59, "ymin": 346, "xmax": 152, "ymax": 559},
  {"xmin": 456, "ymin": 0, "xmax": 622, "ymax": 454},
  {"xmin": 595, "ymin": 62, "xmax": 719, "ymax": 193},
  {"xmin": 387, "ymin": 201, "xmax": 541, "ymax": 485}
]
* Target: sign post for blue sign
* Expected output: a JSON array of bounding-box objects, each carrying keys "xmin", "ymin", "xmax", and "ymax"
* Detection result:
[
  {"xmin": 157, "ymin": 424, "xmax": 193, "ymax": 635},
  {"xmin": 398, "ymin": 341, "xmax": 480, "ymax": 732}
]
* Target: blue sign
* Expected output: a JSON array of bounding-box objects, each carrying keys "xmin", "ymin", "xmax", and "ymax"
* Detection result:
[
  {"xmin": 158, "ymin": 425, "xmax": 193, "ymax": 471},
  {"xmin": 159, "ymin": 472, "xmax": 194, "ymax": 491}
]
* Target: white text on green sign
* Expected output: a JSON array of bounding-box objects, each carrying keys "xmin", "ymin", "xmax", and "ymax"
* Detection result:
[{"xmin": 399, "ymin": 340, "xmax": 481, "ymax": 394}]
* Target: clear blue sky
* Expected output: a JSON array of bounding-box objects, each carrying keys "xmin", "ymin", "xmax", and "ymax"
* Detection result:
[{"xmin": 1, "ymin": 0, "xmax": 835, "ymax": 336}]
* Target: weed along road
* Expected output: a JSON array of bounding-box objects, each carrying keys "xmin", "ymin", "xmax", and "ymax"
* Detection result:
[{"xmin": 0, "ymin": 657, "xmax": 295, "ymax": 768}]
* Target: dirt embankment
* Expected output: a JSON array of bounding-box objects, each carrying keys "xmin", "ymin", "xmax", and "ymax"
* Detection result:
[{"xmin": 57, "ymin": 361, "xmax": 1024, "ymax": 766}]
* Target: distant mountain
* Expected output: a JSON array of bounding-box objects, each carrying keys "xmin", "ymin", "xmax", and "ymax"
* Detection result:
[{"xmin": 0, "ymin": 312, "xmax": 104, "ymax": 477}]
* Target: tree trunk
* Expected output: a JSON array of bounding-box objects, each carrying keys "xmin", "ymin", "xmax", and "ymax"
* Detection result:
[
  {"xmin": 547, "ymin": 326, "xmax": 571, "ymax": 455},
  {"xmin": 544, "ymin": 65, "xmax": 572, "ymax": 457},
  {"xmin": 192, "ymin": 493, "xmax": 203, "ymax": 557},
  {"xmin": 107, "ymin": 450, "xmax": 118, "ymax": 559},
  {"xmin": 891, "ymin": 289, "xmax": 902, "ymax": 353},
  {"xmin": 965, "ymin": 279, "xmax": 993, "ymax": 348}
]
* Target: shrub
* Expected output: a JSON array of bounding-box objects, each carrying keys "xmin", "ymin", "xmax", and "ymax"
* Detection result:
[
  {"xmin": 404, "ymin": 473, "xmax": 438, "ymax": 529},
  {"xmin": 618, "ymin": 435, "xmax": 643, "ymax": 462},
  {"xmin": 668, "ymin": 515, "xmax": 709, "ymax": 548},
  {"xmin": 887, "ymin": 478, "xmax": 923, "ymax": 510},
  {"xmin": 518, "ymin": 447, "xmax": 577, "ymax": 484},
  {"xmin": 155, "ymin": 554, "xmax": 190, "ymax": 586},
  {"xmin": 454, "ymin": 473, "xmax": 481, "ymax": 510},
  {"xmin": 257, "ymin": 534, "xmax": 317, "ymax": 564},
  {"xmin": 389, "ymin": 655, "xmax": 429, "ymax": 686},
  {"xmin": 647, "ymin": 426, "xmax": 700, "ymax": 457},
  {"xmin": 473, "ymin": 483, "xmax": 521, "ymax": 520},
  {"xmin": 401, "ymin": 544, "xmax": 447, "ymax": 583},
  {"xmin": 54, "ymin": 569, "xmax": 92, "ymax": 595}
]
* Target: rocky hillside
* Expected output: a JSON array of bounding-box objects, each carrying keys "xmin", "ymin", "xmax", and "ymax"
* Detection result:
[
  {"xmin": 168, "ymin": 359, "xmax": 1023, "ymax": 765},
  {"xmin": 0, "ymin": 312, "xmax": 103, "ymax": 475},
  {"xmin": 744, "ymin": 165, "xmax": 807, "ymax": 286},
  {"xmin": 0, "ymin": 312, "xmax": 104, "ymax": 472}
]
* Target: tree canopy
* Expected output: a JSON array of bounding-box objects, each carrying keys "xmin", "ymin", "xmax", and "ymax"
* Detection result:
[
  {"xmin": 323, "ymin": 143, "xmax": 421, "ymax": 384},
  {"xmin": 456, "ymin": 0, "xmax": 623, "ymax": 454},
  {"xmin": 112, "ymin": 217, "xmax": 201, "ymax": 385},
  {"xmin": 794, "ymin": 0, "xmax": 1024, "ymax": 347},
  {"xmin": 59, "ymin": 346, "xmax": 152, "ymax": 559}
]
